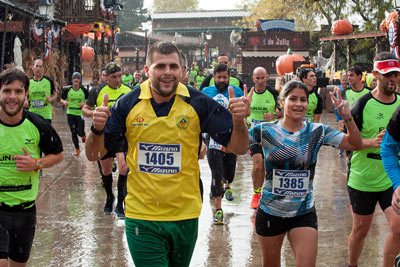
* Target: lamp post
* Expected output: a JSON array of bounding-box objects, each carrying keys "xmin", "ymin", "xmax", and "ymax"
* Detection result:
[
  {"xmin": 205, "ymin": 31, "xmax": 212, "ymax": 68},
  {"xmin": 142, "ymin": 15, "xmax": 152, "ymax": 66},
  {"xmin": 111, "ymin": 3, "xmax": 122, "ymax": 61},
  {"xmin": 38, "ymin": 0, "xmax": 51, "ymax": 56}
]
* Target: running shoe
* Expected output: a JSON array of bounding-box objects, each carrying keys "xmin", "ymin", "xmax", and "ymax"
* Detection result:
[
  {"xmin": 114, "ymin": 205, "xmax": 125, "ymax": 220},
  {"xmin": 224, "ymin": 187, "xmax": 234, "ymax": 201},
  {"xmin": 73, "ymin": 149, "xmax": 80, "ymax": 156},
  {"xmin": 250, "ymin": 192, "xmax": 261, "ymax": 209},
  {"xmin": 81, "ymin": 136, "xmax": 86, "ymax": 143},
  {"xmin": 395, "ymin": 254, "xmax": 400, "ymax": 267},
  {"xmin": 104, "ymin": 195, "xmax": 115, "ymax": 215},
  {"xmin": 213, "ymin": 209, "xmax": 223, "ymax": 225}
]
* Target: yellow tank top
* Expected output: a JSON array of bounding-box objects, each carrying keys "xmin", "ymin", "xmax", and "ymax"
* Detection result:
[{"xmin": 125, "ymin": 80, "xmax": 202, "ymax": 221}]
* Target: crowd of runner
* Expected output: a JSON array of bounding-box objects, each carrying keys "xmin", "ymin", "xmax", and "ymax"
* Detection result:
[{"xmin": 1, "ymin": 41, "xmax": 400, "ymax": 267}]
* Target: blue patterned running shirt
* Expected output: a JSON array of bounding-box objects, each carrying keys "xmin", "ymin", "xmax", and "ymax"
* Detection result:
[{"xmin": 249, "ymin": 121, "xmax": 344, "ymax": 217}]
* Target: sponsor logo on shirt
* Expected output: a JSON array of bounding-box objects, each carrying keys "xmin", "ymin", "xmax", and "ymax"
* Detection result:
[
  {"xmin": 176, "ymin": 115, "xmax": 189, "ymax": 129},
  {"xmin": 25, "ymin": 139, "xmax": 35, "ymax": 145},
  {"xmin": 131, "ymin": 117, "xmax": 149, "ymax": 127},
  {"xmin": 376, "ymin": 112, "xmax": 384, "ymax": 120}
]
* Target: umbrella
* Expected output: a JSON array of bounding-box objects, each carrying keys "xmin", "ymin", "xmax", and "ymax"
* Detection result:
[{"xmin": 13, "ymin": 36, "xmax": 23, "ymax": 71}]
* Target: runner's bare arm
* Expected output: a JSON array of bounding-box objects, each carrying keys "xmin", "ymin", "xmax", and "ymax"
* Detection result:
[
  {"xmin": 85, "ymin": 94, "xmax": 110, "ymax": 161},
  {"xmin": 329, "ymin": 92, "xmax": 362, "ymax": 151},
  {"xmin": 392, "ymin": 187, "xmax": 400, "ymax": 215}
]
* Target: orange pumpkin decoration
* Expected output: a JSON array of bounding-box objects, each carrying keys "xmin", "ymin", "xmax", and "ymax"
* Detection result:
[
  {"xmin": 82, "ymin": 46, "xmax": 94, "ymax": 62},
  {"xmin": 276, "ymin": 48, "xmax": 305, "ymax": 76},
  {"xmin": 331, "ymin": 19, "xmax": 353, "ymax": 36}
]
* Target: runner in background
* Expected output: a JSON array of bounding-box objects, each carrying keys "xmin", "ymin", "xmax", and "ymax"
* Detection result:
[
  {"xmin": 202, "ymin": 63, "xmax": 245, "ymax": 224},
  {"xmin": 82, "ymin": 62, "xmax": 130, "ymax": 219},
  {"xmin": 247, "ymin": 67, "xmax": 282, "ymax": 210},
  {"xmin": 60, "ymin": 72, "xmax": 89, "ymax": 156}
]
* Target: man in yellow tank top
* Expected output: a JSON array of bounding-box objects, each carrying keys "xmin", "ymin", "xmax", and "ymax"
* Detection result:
[{"xmin": 85, "ymin": 41, "xmax": 251, "ymax": 267}]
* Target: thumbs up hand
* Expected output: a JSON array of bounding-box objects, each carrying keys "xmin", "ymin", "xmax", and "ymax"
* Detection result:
[
  {"xmin": 12, "ymin": 147, "xmax": 36, "ymax": 172},
  {"xmin": 93, "ymin": 94, "xmax": 111, "ymax": 132},
  {"xmin": 227, "ymin": 84, "xmax": 253, "ymax": 121}
]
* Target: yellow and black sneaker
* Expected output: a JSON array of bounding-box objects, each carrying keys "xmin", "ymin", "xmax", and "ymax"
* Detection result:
[{"xmin": 213, "ymin": 209, "xmax": 223, "ymax": 225}]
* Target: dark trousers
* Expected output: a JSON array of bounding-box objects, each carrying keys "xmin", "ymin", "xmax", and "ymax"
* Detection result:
[{"xmin": 67, "ymin": 114, "xmax": 85, "ymax": 149}]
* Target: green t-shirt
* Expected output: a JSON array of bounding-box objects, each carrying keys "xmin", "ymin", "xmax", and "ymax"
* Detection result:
[
  {"xmin": 122, "ymin": 74, "xmax": 134, "ymax": 86},
  {"xmin": 341, "ymin": 87, "xmax": 370, "ymax": 108},
  {"xmin": 349, "ymin": 92, "xmax": 400, "ymax": 191},
  {"xmin": 86, "ymin": 83, "xmax": 132, "ymax": 109},
  {"xmin": 28, "ymin": 76, "xmax": 55, "ymax": 120},
  {"xmin": 195, "ymin": 74, "xmax": 206, "ymax": 88},
  {"xmin": 61, "ymin": 86, "xmax": 88, "ymax": 116},
  {"xmin": 210, "ymin": 76, "xmax": 240, "ymax": 88},
  {"xmin": 247, "ymin": 87, "xmax": 278, "ymax": 127},
  {"xmin": 0, "ymin": 111, "xmax": 63, "ymax": 206},
  {"xmin": 189, "ymin": 69, "xmax": 197, "ymax": 83},
  {"xmin": 304, "ymin": 91, "xmax": 322, "ymax": 123}
]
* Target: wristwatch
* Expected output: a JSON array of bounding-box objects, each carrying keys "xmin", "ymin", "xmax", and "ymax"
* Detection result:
[
  {"xmin": 34, "ymin": 158, "xmax": 43, "ymax": 172},
  {"xmin": 91, "ymin": 124, "xmax": 104, "ymax": 136}
]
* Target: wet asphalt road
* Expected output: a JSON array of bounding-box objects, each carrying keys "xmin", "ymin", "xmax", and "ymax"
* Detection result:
[{"xmin": 27, "ymin": 108, "xmax": 390, "ymax": 267}]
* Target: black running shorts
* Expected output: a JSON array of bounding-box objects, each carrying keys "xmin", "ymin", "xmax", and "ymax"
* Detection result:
[
  {"xmin": 256, "ymin": 207, "xmax": 318, "ymax": 236},
  {"xmin": 0, "ymin": 206, "xmax": 36, "ymax": 263},
  {"xmin": 347, "ymin": 185, "xmax": 393, "ymax": 215}
]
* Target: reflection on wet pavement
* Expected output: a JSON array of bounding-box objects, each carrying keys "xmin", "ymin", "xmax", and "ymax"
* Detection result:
[{"xmin": 28, "ymin": 109, "xmax": 388, "ymax": 267}]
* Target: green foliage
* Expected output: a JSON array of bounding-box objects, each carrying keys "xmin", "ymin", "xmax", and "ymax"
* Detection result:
[
  {"xmin": 350, "ymin": 0, "xmax": 393, "ymax": 31},
  {"xmin": 154, "ymin": 0, "xmax": 199, "ymax": 12},
  {"xmin": 118, "ymin": 0, "xmax": 147, "ymax": 32}
]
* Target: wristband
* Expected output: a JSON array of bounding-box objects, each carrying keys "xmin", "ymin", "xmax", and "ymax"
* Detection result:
[
  {"xmin": 34, "ymin": 158, "xmax": 43, "ymax": 172},
  {"xmin": 91, "ymin": 124, "xmax": 104, "ymax": 135},
  {"xmin": 343, "ymin": 117, "xmax": 353, "ymax": 124}
]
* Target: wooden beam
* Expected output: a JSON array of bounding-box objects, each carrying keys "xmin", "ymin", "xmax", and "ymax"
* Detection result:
[{"xmin": 320, "ymin": 32, "xmax": 386, "ymax": 42}]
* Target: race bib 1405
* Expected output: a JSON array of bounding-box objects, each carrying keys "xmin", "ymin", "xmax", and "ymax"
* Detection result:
[{"xmin": 137, "ymin": 143, "xmax": 181, "ymax": 175}]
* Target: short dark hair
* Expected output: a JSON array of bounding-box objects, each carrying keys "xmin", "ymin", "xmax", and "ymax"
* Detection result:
[
  {"xmin": 279, "ymin": 80, "xmax": 309, "ymax": 101},
  {"xmin": 347, "ymin": 65, "xmax": 363, "ymax": 76},
  {"xmin": 213, "ymin": 63, "xmax": 230, "ymax": 75},
  {"xmin": 374, "ymin": 51, "xmax": 398, "ymax": 62},
  {"xmin": 0, "ymin": 68, "xmax": 29, "ymax": 92},
  {"xmin": 298, "ymin": 68, "xmax": 315, "ymax": 82},
  {"xmin": 146, "ymin": 41, "xmax": 182, "ymax": 67}
]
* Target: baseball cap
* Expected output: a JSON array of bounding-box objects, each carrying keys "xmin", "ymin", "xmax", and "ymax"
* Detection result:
[
  {"xmin": 105, "ymin": 62, "xmax": 121, "ymax": 75},
  {"xmin": 72, "ymin": 72, "xmax": 81, "ymax": 80},
  {"xmin": 374, "ymin": 59, "xmax": 400, "ymax": 74}
]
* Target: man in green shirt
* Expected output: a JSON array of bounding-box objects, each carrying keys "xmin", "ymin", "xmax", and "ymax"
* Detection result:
[
  {"xmin": 299, "ymin": 67, "xmax": 323, "ymax": 123},
  {"xmin": 122, "ymin": 67, "xmax": 134, "ymax": 87},
  {"xmin": 194, "ymin": 68, "xmax": 206, "ymax": 89},
  {"xmin": 347, "ymin": 52, "xmax": 400, "ymax": 267},
  {"xmin": 82, "ymin": 62, "xmax": 131, "ymax": 219},
  {"xmin": 132, "ymin": 70, "xmax": 142, "ymax": 87},
  {"xmin": 0, "ymin": 68, "xmax": 63, "ymax": 267},
  {"xmin": 247, "ymin": 67, "xmax": 282, "ymax": 210},
  {"xmin": 28, "ymin": 59, "xmax": 57, "ymax": 123},
  {"xmin": 60, "ymin": 72, "xmax": 89, "ymax": 156}
]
